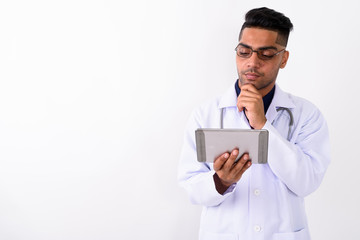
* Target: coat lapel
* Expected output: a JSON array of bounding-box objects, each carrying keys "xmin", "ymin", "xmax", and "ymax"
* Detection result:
[
  {"xmin": 266, "ymin": 85, "xmax": 296, "ymax": 125},
  {"xmin": 218, "ymin": 84, "xmax": 296, "ymax": 129}
]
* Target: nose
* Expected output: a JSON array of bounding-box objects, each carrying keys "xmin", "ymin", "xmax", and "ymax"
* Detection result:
[{"xmin": 246, "ymin": 52, "xmax": 262, "ymax": 68}]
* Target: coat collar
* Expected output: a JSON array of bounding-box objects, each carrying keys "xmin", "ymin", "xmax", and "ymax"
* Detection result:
[
  {"xmin": 218, "ymin": 85, "xmax": 238, "ymax": 109},
  {"xmin": 217, "ymin": 83, "xmax": 296, "ymax": 124},
  {"xmin": 266, "ymin": 85, "xmax": 296, "ymax": 124}
]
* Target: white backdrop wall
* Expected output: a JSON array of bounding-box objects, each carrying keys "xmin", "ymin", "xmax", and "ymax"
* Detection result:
[{"xmin": 0, "ymin": 0, "xmax": 358, "ymax": 239}]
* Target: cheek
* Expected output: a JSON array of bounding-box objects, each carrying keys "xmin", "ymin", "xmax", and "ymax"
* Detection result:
[
  {"xmin": 265, "ymin": 66, "xmax": 281, "ymax": 79},
  {"xmin": 235, "ymin": 57, "xmax": 241, "ymax": 67},
  {"xmin": 267, "ymin": 61, "xmax": 282, "ymax": 74},
  {"xmin": 235, "ymin": 60, "xmax": 242, "ymax": 73},
  {"xmin": 236, "ymin": 58, "xmax": 246, "ymax": 72}
]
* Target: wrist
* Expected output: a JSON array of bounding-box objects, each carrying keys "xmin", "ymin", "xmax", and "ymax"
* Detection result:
[
  {"xmin": 253, "ymin": 118, "xmax": 267, "ymax": 129},
  {"xmin": 213, "ymin": 173, "xmax": 231, "ymax": 195}
]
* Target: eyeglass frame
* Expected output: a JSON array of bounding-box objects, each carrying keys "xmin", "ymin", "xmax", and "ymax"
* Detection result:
[{"xmin": 235, "ymin": 43, "xmax": 286, "ymax": 60}]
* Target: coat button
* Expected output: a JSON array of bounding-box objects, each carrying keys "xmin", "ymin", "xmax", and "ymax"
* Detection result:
[
  {"xmin": 254, "ymin": 225, "xmax": 261, "ymax": 232},
  {"xmin": 254, "ymin": 189, "xmax": 260, "ymax": 196}
]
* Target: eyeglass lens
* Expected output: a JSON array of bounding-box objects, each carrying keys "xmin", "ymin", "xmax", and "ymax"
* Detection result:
[{"xmin": 235, "ymin": 45, "xmax": 283, "ymax": 60}]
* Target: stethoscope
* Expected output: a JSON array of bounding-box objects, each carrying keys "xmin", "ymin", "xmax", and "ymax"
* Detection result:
[{"xmin": 220, "ymin": 106, "xmax": 294, "ymax": 141}]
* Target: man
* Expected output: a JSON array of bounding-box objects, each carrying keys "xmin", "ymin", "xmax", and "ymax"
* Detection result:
[{"xmin": 178, "ymin": 7, "xmax": 330, "ymax": 240}]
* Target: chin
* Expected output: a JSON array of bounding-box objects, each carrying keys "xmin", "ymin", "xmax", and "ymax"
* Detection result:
[
  {"xmin": 239, "ymin": 78, "xmax": 252, "ymax": 86},
  {"xmin": 241, "ymin": 80, "xmax": 259, "ymax": 89}
]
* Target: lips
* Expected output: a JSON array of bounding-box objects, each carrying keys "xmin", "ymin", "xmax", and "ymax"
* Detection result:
[{"xmin": 245, "ymin": 73, "xmax": 260, "ymax": 80}]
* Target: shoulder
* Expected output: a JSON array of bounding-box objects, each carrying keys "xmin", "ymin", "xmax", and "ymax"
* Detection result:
[
  {"xmin": 184, "ymin": 85, "xmax": 235, "ymax": 131},
  {"xmin": 192, "ymin": 95, "xmax": 222, "ymax": 125},
  {"xmin": 289, "ymin": 93, "xmax": 321, "ymax": 113},
  {"xmin": 285, "ymin": 91, "xmax": 326, "ymax": 126},
  {"xmin": 272, "ymin": 85, "xmax": 324, "ymax": 121},
  {"xmin": 289, "ymin": 94, "xmax": 318, "ymax": 111},
  {"xmin": 193, "ymin": 84, "xmax": 237, "ymax": 118}
]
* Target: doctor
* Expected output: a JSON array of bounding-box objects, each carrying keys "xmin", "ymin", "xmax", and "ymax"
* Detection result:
[{"xmin": 178, "ymin": 7, "xmax": 330, "ymax": 240}]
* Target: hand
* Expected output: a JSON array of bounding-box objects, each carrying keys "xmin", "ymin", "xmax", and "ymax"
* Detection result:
[
  {"xmin": 237, "ymin": 84, "xmax": 267, "ymax": 129},
  {"xmin": 213, "ymin": 149, "xmax": 252, "ymax": 194}
]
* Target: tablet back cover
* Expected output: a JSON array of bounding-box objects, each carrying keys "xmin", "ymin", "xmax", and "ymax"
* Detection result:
[{"xmin": 195, "ymin": 129, "xmax": 268, "ymax": 164}]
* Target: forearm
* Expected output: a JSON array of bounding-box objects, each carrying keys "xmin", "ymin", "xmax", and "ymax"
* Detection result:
[{"xmin": 178, "ymin": 168, "xmax": 234, "ymax": 206}]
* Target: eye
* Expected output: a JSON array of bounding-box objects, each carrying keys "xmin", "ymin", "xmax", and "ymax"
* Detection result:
[
  {"xmin": 259, "ymin": 49, "xmax": 276, "ymax": 58},
  {"xmin": 237, "ymin": 47, "xmax": 251, "ymax": 57}
]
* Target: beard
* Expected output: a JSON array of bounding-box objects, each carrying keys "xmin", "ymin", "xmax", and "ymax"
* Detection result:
[{"xmin": 238, "ymin": 68, "xmax": 278, "ymax": 91}]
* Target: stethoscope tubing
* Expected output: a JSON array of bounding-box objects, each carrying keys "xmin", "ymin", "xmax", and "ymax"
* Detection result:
[{"xmin": 220, "ymin": 107, "xmax": 294, "ymax": 141}]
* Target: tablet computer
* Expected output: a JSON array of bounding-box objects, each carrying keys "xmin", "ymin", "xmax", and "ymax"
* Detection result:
[{"xmin": 195, "ymin": 128, "xmax": 268, "ymax": 164}]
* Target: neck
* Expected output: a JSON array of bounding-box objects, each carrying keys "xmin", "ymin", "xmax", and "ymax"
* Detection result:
[{"xmin": 259, "ymin": 83, "xmax": 275, "ymax": 97}]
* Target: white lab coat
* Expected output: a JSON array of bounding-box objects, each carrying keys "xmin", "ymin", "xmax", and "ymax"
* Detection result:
[{"xmin": 178, "ymin": 84, "xmax": 331, "ymax": 240}]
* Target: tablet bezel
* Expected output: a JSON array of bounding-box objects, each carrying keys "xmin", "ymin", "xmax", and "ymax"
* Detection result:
[{"xmin": 195, "ymin": 128, "xmax": 268, "ymax": 164}]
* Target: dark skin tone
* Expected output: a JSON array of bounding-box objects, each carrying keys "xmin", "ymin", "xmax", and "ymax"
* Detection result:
[
  {"xmin": 213, "ymin": 28, "xmax": 289, "ymax": 194},
  {"xmin": 213, "ymin": 150, "xmax": 251, "ymax": 194}
]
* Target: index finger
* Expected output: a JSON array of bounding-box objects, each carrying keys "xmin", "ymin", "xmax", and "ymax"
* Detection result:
[
  {"xmin": 240, "ymin": 83, "xmax": 260, "ymax": 93},
  {"xmin": 213, "ymin": 152, "xmax": 229, "ymax": 171}
]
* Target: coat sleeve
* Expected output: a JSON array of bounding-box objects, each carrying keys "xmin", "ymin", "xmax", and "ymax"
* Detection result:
[
  {"xmin": 177, "ymin": 109, "xmax": 236, "ymax": 207},
  {"xmin": 263, "ymin": 105, "xmax": 331, "ymax": 197}
]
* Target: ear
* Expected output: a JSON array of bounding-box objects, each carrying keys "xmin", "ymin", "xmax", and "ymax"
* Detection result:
[{"xmin": 280, "ymin": 50, "xmax": 289, "ymax": 69}]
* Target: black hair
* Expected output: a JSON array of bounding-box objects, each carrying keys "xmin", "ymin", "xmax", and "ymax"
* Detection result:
[{"xmin": 239, "ymin": 7, "xmax": 293, "ymax": 46}]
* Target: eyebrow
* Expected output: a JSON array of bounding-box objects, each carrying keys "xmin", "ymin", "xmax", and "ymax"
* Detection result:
[{"xmin": 239, "ymin": 43, "xmax": 278, "ymax": 51}]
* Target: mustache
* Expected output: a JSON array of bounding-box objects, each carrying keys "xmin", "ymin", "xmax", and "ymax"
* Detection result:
[{"xmin": 241, "ymin": 68, "xmax": 264, "ymax": 76}]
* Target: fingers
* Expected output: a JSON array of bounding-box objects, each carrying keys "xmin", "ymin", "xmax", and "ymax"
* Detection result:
[
  {"xmin": 213, "ymin": 149, "xmax": 239, "ymax": 171},
  {"xmin": 213, "ymin": 152, "xmax": 230, "ymax": 171},
  {"xmin": 239, "ymin": 89, "xmax": 262, "ymax": 98},
  {"xmin": 237, "ymin": 84, "xmax": 262, "ymax": 107},
  {"xmin": 238, "ymin": 89, "xmax": 261, "ymax": 104},
  {"xmin": 237, "ymin": 89, "xmax": 262, "ymax": 108},
  {"xmin": 237, "ymin": 97, "xmax": 261, "ymax": 112},
  {"xmin": 222, "ymin": 149, "xmax": 239, "ymax": 171},
  {"xmin": 237, "ymin": 84, "xmax": 266, "ymax": 129},
  {"xmin": 232, "ymin": 153, "xmax": 252, "ymax": 178},
  {"xmin": 240, "ymin": 83, "xmax": 260, "ymax": 93},
  {"xmin": 213, "ymin": 149, "xmax": 252, "ymax": 186}
]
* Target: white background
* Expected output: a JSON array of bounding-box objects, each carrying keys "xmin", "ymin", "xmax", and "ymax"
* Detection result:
[{"xmin": 0, "ymin": 0, "xmax": 358, "ymax": 239}]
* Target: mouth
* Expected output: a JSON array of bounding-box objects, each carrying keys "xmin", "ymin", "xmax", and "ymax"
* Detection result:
[{"xmin": 244, "ymin": 72, "xmax": 260, "ymax": 80}]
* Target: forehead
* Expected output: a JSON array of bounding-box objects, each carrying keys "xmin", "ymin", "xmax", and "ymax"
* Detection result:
[{"xmin": 239, "ymin": 27, "xmax": 280, "ymax": 48}]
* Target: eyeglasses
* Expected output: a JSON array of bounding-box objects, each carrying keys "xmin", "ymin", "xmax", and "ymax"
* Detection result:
[{"xmin": 235, "ymin": 43, "xmax": 285, "ymax": 60}]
